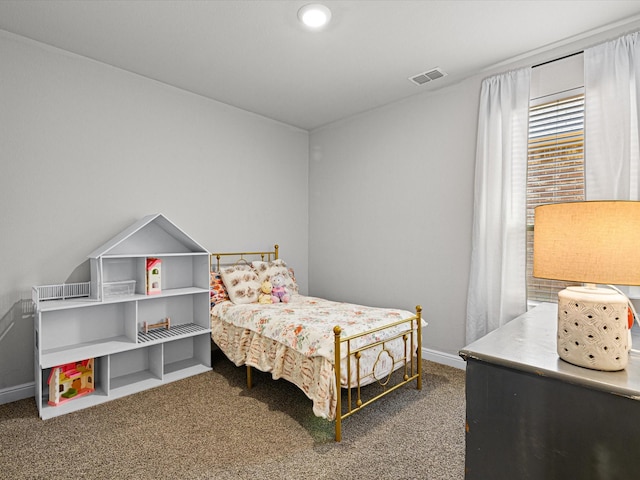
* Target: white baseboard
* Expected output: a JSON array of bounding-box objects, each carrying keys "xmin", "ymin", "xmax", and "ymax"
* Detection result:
[
  {"xmin": 422, "ymin": 348, "xmax": 466, "ymax": 370},
  {"xmin": 0, "ymin": 382, "xmax": 34, "ymax": 405}
]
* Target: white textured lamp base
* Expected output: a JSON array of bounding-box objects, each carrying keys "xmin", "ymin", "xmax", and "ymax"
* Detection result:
[{"xmin": 557, "ymin": 287, "xmax": 630, "ymax": 371}]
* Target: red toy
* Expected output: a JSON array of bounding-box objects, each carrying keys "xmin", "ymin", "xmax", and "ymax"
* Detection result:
[{"xmin": 47, "ymin": 359, "xmax": 95, "ymax": 406}]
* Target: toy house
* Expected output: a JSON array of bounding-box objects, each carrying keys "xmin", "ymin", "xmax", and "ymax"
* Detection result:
[
  {"xmin": 146, "ymin": 257, "xmax": 162, "ymax": 295},
  {"xmin": 48, "ymin": 359, "xmax": 95, "ymax": 406}
]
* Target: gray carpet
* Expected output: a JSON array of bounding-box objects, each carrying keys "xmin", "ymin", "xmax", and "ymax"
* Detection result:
[{"xmin": 0, "ymin": 354, "xmax": 466, "ymax": 479}]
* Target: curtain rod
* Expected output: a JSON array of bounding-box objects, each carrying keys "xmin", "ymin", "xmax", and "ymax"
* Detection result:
[{"xmin": 532, "ymin": 50, "xmax": 584, "ymax": 69}]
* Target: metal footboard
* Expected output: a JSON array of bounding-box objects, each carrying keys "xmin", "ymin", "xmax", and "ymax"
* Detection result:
[{"xmin": 333, "ymin": 305, "xmax": 423, "ymax": 442}]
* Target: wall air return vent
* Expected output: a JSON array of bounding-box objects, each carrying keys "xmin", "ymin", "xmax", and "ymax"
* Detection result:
[{"xmin": 409, "ymin": 67, "xmax": 447, "ymax": 86}]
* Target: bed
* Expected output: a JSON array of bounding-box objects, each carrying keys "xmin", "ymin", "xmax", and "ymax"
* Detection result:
[{"xmin": 209, "ymin": 245, "xmax": 424, "ymax": 441}]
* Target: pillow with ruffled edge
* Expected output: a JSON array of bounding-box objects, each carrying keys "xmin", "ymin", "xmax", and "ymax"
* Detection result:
[
  {"xmin": 210, "ymin": 272, "xmax": 229, "ymax": 307},
  {"xmin": 251, "ymin": 258, "xmax": 299, "ymax": 295},
  {"xmin": 287, "ymin": 267, "xmax": 297, "ymax": 291},
  {"xmin": 220, "ymin": 264, "xmax": 260, "ymax": 304}
]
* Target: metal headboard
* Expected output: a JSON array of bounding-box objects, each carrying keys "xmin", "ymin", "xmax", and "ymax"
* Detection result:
[{"xmin": 210, "ymin": 244, "xmax": 279, "ymax": 272}]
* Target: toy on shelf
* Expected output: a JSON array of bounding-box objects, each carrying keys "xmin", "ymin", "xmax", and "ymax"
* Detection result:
[
  {"xmin": 143, "ymin": 317, "xmax": 171, "ymax": 334},
  {"xmin": 47, "ymin": 359, "xmax": 95, "ymax": 406},
  {"xmin": 146, "ymin": 257, "xmax": 162, "ymax": 295}
]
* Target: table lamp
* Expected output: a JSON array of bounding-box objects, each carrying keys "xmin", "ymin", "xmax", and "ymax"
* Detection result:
[{"xmin": 533, "ymin": 201, "xmax": 640, "ymax": 371}]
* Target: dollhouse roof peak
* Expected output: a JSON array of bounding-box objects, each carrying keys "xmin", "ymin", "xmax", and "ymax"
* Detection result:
[{"xmin": 87, "ymin": 213, "xmax": 208, "ymax": 258}]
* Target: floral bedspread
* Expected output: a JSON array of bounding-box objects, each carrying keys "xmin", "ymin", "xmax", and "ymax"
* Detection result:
[
  {"xmin": 210, "ymin": 295, "xmax": 419, "ymax": 362},
  {"xmin": 210, "ymin": 321, "xmax": 338, "ymax": 418}
]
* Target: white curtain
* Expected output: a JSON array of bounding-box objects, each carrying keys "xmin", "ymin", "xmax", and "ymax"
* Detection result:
[
  {"xmin": 584, "ymin": 31, "xmax": 640, "ymax": 298},
  {"xmin": 466, "ymin": 68, "xmax": 531, "ymax": 345},
  {"xmin": 584, "ymin": 31, "xmax": 640, "ymax": 200}
]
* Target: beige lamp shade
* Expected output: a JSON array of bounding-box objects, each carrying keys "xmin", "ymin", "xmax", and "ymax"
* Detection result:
[{"xmin": 533, "ymin": 201, "xmax": 640, "ymax": 286}]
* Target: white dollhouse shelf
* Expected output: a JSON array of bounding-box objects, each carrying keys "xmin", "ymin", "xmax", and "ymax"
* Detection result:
[{"xmin": 33, "ymin": 213, "xmax": 212, "ymax": 419}]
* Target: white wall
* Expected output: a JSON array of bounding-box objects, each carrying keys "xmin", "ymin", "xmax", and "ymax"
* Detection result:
[
  {"xmin": 0, "ymin": 31, "xmax": 309, "ymax": 396},
  {"xmin": 309, "ymin": 83, "xmax": 478, "ymax": 360}
]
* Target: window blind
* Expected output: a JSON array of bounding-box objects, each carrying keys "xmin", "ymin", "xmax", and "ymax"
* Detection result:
[{"xmin": 526, "ymin": 93, "xmax": 585, "ymax": 303}]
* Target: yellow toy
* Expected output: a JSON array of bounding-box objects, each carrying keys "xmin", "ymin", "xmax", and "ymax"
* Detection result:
[{"xmin": 258, "ymin": 280, "xmax": 273, "ymax": 304}]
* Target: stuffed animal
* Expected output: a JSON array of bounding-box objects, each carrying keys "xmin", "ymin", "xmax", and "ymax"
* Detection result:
[
  {"xmin": 270, "ymin": 274, "xmax": 290, "ymax": 303},
  {"xmin": 258, "ymin": 280, "xmax": 273, "ymax": 304}
]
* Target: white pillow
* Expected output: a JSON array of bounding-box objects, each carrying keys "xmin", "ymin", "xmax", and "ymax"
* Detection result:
[
  {"xmin": 252, "ymin": 258, "xmax": 298, "ymax": 294},
  {"xmin": 220, "ymin": 264, "xmax": 260, "ymax": 304}
]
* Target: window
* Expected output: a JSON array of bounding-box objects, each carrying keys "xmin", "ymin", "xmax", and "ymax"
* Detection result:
[{"xmin": 526, "ymin": 90, "xmax": 585, "ymax": 303}]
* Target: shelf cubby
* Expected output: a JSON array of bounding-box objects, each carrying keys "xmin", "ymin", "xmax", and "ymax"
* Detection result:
[
  {"xmin": 109, "ymin": 345, "xmax": 163, "ymax": 392},
  {"xmin": 164, "ymin": 335, "xmax": 210, "ymax": 377}
]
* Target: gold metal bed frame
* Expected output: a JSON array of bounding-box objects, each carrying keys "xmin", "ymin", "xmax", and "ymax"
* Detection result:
[{"xmin": 211, "ymin": 245, "xmax": 423, "ymax": 442}]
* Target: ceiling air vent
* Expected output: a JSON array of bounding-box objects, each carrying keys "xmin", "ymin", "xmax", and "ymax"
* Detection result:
[{"xmin": 409, "ymin": 67, "xmax": 447, "ymax": 86}]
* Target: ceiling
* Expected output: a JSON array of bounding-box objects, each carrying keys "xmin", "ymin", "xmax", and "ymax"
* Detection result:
[{"xmin": 1, "ymin": 1, "xmax": 640, "ymax": 130}]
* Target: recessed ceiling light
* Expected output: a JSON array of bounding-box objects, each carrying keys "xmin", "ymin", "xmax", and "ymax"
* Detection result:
[{"xmin": 298, "ymin": 4, "xmax": 332, "ymax": 30}]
